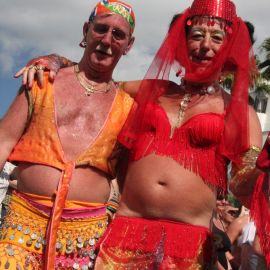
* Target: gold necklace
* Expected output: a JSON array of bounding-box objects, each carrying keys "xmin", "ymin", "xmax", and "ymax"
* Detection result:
[
  {"xmin": 170, "ymin": 93, "xmax": 191, "ymax": 139},
  {"xmin": 74, "ymin": 65, "xmax": 114, "ymax": 96}
]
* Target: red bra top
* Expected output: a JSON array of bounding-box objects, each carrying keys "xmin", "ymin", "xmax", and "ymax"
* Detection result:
[{"xmin": 131, "ymin": 102, "xmax": 227, "ymax": 190}]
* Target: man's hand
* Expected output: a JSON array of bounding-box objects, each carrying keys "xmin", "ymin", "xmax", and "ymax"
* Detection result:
[{"xmin": 14, "ymin": 54, "xmax": 71, "ymax": 89}]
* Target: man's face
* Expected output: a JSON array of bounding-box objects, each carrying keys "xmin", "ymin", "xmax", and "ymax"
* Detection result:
[
  {"xmin": 187, "ymin": 19, "xmax": 227, "ymax": 66},
  {"xmin": 84, "ymin": 13, "xmax": 134, "ymax": 73}
]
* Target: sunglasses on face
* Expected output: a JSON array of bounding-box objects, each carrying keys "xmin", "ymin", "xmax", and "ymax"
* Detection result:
[
  {"xmin": 228, "ymin": 209, "xmax": 240, "ymax": 218},
  {"xmin": 91, "ymin": 23, "xmax": 128, "ymax": 41}
]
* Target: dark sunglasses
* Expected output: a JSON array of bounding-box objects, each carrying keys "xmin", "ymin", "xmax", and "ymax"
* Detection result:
[
  {"xmin": 228, "ymin": 209, "xmax": 240, "ymax": 218},
  {"xmin": 91, "ymin": 23, "xmax": 128, "ymax": 41}
]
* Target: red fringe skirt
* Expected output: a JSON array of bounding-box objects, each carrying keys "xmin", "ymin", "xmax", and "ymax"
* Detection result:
[{"xmin": 95, "ymin": 216, "xmax": 214, "ymax": 269}]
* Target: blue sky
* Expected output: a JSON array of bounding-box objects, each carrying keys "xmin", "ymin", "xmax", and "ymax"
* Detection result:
[{"xmin": 1, "ymin": 0, "xmax": 269, "ymax": 117}]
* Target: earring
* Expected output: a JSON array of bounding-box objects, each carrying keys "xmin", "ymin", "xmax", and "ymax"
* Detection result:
[{"xmin": 79, "ymin": 40, "xmax": 87, "ymax": 48}]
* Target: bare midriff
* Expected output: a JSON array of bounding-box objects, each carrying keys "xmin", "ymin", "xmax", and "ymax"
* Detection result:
[
  {"xmin": 17, "ymin": 163, "xmax": 110, "ymax": 203},
  {"xmin": 118, "ymin": 154, "xmax": 217, "ymax": 228}
]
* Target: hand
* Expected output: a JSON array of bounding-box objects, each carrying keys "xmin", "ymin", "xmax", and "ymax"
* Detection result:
[{"xmin": 14, "ymin": 54, "xmax": 61, "ymax": 89}]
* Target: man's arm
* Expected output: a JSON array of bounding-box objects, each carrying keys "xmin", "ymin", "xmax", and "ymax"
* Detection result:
[{"xmin": 0, "ymin": 87, "xmax": 29, "ymax": 171}]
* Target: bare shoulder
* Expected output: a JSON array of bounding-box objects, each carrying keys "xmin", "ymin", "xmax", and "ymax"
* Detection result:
[
  {"xmin": 54, "ymin": 66, "xmax": 74, "ymax": 81},
  {"xmin": 121, "ymin": 80, "xmax": 142, "ymax": 98},
  {"xmin": 123, "ymin": 80, "xmax": 177, "ymax": 98}
]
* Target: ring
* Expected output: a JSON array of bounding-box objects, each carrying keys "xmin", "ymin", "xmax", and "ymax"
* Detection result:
[
  {"xmin": 35, "ymin": 65, "xmax": 45, "ymax": 71},
  {"xmin": 28, "ymin": 65, "xmax": 35, "ymax": 70}
]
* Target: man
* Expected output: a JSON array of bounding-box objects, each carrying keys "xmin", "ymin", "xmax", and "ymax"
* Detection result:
[{"xmin": 0, "ymin": 1, "xmax": 135, "ymax": 269}]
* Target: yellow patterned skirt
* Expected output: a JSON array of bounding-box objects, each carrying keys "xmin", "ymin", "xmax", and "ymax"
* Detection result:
[{"xmin": 0, "ymin": 191, "xmax": 108, "ymax": 270}]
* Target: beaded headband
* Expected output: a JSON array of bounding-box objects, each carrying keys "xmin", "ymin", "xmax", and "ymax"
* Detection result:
[{"xmin": 89, "ymin": 0, "xmax": 135, "ymax": 33}]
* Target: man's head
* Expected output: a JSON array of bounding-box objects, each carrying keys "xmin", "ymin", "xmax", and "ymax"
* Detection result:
[{"xmin": 80, "ymin": 0, "xmax": 135, "ymax": 74}]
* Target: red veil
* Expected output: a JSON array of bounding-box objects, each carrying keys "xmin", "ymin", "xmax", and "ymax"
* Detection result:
[
  {"xmin": 251, "ymin": 135, "xmax": 270, "ymax": 266},
  {"xmin": 118, "ymin": 3, "xmax": 256, "ymax": 163}
]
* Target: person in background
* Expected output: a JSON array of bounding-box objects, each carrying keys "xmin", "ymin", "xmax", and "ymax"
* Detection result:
[
  {"xmin": 213, "ymin": 196, "xmax": 239, "ymax": 270},
  {"xmin": 0, "ymin": 161, "xmax": 17, "ymax": 223},
  {"xmin": 249, "ymin": 133, "xmax": 270, "ymax": 268},
  {"xmin": 94, "ymin": 0, "xmax": 261, "ymax": 268}
]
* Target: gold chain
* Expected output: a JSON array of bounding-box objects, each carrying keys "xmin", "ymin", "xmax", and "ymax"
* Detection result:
[
  {"xmin": 74, "ymin": 65, "xmax": 114, "ymax": 96},
  {"xmin": 170, "ymin": 93, "xmax": 191, "ymax": 139}
]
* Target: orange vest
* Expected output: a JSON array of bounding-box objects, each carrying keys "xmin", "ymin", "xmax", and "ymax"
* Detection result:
[{"xmin": 8, "ymin": 74, "xmax": 133, "ymax": 269}]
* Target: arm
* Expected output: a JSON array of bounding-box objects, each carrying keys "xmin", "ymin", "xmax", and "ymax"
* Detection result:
[
  {"xmin": 0, "ymin": 87, "xmax": 29, "ymax": 171},
  {"xmin": 123, "ymin": 80, "xmax": 178, "ymax": 98},
  {"xmin": 229, "ymin": 106, "xmax": 263, "ymax": 208},
  {"xmin": 14, "ymin": 54, "xmax": 75, "ymax": 89},
  {"xmin": 226, "ymin": 215, "xmax": 246, "ymax": 244},
  {"xmin": 225, "ymin": 251, "xmax": 234, "ymax": 270},
  {"xmin": 253, "ymin": 233, "xmax": 264, "ymax": 256}
]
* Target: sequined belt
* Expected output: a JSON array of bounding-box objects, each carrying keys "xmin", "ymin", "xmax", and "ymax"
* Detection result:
[{"xmin": 0, "ymin": 191, "xmax": 108, "ymax": 269}]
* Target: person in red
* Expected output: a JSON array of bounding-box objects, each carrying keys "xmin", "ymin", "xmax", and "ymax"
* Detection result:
[
  {"xmin": 0, "ymin": 1, "xmax": 135, "ymax": 269},
  {"xmin": 94, "ymin": 0, "xmax": 262, "ymax": 268},
  {"xmin": 14, "ymin": 0, "xmax": 262, "ymax": 268},
  {"xmin": 249, "ymin": 134, "xmax": 270, "ymax": 267}
]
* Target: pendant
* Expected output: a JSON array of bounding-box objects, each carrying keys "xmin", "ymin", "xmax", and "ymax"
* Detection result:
[
  {"xmin": 206, "ymin": 85, "xmax": 216, "ymax": 94},
  {"xmin": 84, "ymin": 85, "xmax": 95, "ymax": 96}
]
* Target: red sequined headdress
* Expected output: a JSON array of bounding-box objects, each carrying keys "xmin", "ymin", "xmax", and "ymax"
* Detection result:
[
  {"xmin": 189, "ymin": 0, "xmax": 236, "ymax": 22},
  {"xmin": 119, "ymin": 0, "xmax": 257, "ymax": 163}
]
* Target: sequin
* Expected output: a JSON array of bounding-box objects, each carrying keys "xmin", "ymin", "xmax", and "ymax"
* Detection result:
[
  {"xmin": 26, "ymin": 240, "xmax": 32, "ymax": 246},
  {"xmin": 9, "ymin": 234, "xmax": 15, "ymax": 241},
  {"xmin": 76, "ymin": 242, "xmax": 84, "ymax": 249},
  {"xmin": 89, "ymin": 238, "xmax": 95, "ymax": 246},
  {"xmin": 73, "ymin": 262, "xmax": 80, "ymax": 269},
  {"xmin": 89, "ymin": 250, "xmax": 96, "ymax": 260},
  {"xmin": 24, "ymin": 228, "xmax": 30, "ymax": 235},
  {"xmin": 4, "ymin": 260, "xmax": 10, "ymax": 269},
  {"xmin": 18, "ymin": 237, "xmax": 24, "ymax": 244},
  {"xmin": 30, "ymin": 233, "xmax": 37, "ymax": 240},
  {"xmin": 7, "ymin": 248, "xmax": 15, "ymax": 256},
  {"xmin": 34, "ymin": 242, "xmax": 42, "ymax": 250},
  {"xmin": 56, "ymin": 242, "xmax": 62, "ymax": 250}
]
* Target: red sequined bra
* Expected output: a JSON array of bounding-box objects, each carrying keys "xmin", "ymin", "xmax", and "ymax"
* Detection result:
[{"xmin": 130, "ymin": 102, "xmax": 228, "ymax": 190}]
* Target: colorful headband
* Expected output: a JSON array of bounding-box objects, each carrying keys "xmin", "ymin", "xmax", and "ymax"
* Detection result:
[
  {"xmin": 189, "ymin": 0, "xmax": 237, "ymax": 23},
  {"xmin": 89, "ymin": 0, "xmax": 135, "ymax": 33}
]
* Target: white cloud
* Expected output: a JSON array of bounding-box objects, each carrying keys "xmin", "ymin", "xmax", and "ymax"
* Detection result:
[{"xmin": 0, "ymin": 0, "xmax": 269, "ymax": 77}]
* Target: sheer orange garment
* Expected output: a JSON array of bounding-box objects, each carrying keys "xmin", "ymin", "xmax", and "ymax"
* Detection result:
[{"xmin": 8, "ymin": 74, "xmax": 133, "ymax": 270}]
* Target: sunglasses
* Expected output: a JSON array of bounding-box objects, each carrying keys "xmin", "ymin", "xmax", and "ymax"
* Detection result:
[
  {"xmin": 228, "ymin": 209, "xmax": 240, "ymax": 218},
  {"xmin": 91, "ymin": 23, "xmax": 128, "ymax": 41}
]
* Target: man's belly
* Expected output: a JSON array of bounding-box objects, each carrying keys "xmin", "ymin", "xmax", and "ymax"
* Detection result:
[{"xmin": 16, "ymin": 163, "xmax": 111, "ymax": 203}]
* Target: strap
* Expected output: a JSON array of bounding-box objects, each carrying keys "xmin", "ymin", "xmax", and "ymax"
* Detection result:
[{"xmin": 44, "ymin": 161, "xmax": 75, "ymax": 270}]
